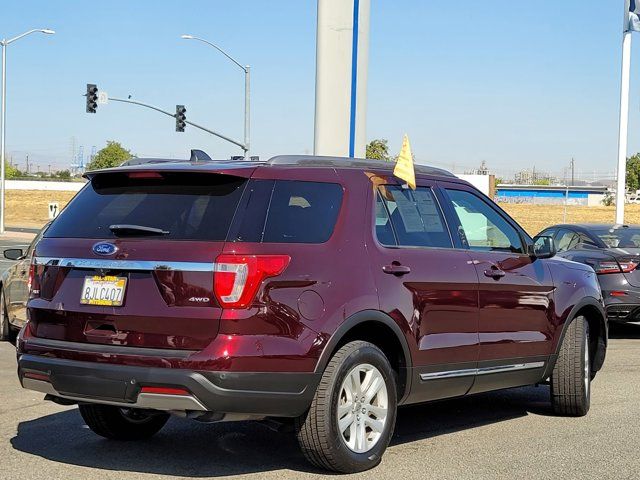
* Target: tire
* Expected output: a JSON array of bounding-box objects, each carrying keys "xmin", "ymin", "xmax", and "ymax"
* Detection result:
[
  {"xmin": 295, "ymin": 341, "xmax": 397, "ymax": 473},
  {"xmin": 79, "ymin": 404, "xmax": 170, "ymax": 440},
  {"xmin": 0, "ymin": 288, "xmax": 13, "ymax": 342},
  {"xmin": 550, "ymin": 316, "xmax": 591, "ymax": 416}
]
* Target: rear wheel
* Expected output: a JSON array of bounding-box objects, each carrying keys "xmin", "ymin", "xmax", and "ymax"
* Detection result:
[
  {"xmin": 550, "ymin": 316, "xmax": 591, "ymax": 416},
  {"xmin": 79, "ymin": 404, "xmax": 169, "ymax": 440},
  {"xmin": 0, "ymin": 288, "xmax": 14, "ymax": 342},
  {"xmin": 295, "ymin": 340, "xmax": 397, "ymax": 473}
]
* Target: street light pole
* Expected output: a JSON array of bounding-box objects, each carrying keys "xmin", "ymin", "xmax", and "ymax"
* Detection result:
[
  {"xmin": 1, "ymin": 43, "xmax": 6, "ymax": 234},
  {"xmin": 181, "ymin": 35, "xmax": 250, "ymax": 158},
  {"xmin": 0, "ymin": 28, "xmax": 54, "ymax": 234}
]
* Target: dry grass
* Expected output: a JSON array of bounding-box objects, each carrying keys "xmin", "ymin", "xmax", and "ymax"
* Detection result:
[
  {"xmin": 499, "ymin": 203, "xmax": 640, "ymax": 235},
  {"xmin": 5, "ymin": 190, "xmax": 640, "ymax": 236},
  {"xmin": 6, "ymin": 190, "xmax": 77, "ymax": 229}
]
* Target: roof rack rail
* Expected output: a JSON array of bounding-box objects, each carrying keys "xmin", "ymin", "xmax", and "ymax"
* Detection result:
[{"xmin": 266, "ymin": 155, "xmax": 454, "ymax": 177}]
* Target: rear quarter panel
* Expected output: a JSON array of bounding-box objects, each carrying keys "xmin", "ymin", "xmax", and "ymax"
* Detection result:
[{"xmin": 546, "ymin": 256, "xmax": 602, "ymax": 351}]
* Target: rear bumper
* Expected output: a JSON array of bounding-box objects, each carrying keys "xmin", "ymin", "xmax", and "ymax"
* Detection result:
[
  {"xmin": 601, "ymin": 287, "xmax": 640, "ymax": 322},
  {"xmin": 18, "ymin": 354, "xmax": 319, "ymax": 418},
  {"xmin": 605, "ymin": 304, "xmax": 640, "ymax": 322}
]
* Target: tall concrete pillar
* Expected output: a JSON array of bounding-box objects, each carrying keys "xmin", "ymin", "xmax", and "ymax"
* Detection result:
[{"xmin": 314, "ymin": 0, "xmax": 370, "ymax": 158}]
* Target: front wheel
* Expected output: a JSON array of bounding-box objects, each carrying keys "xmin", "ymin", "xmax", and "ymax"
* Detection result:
[
  {"xmin": 550, "ymin": 316, "xmax": 591, "ymax": 416},
  {"xmin": 79, "ymin": 404, "xmax": 169, "ymax": 440},
  {"xmin": 295, "ymin": 341, "xmax": 397, "ymax": 473}
]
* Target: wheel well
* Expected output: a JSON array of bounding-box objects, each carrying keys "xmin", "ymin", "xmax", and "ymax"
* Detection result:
[
  {"xmin": 330, "ymin": 320, "xmax": 408, "ymax": 399},
  {"xmin": 574, "ymin": 304, "xmax": 606, "ymax": 374}
]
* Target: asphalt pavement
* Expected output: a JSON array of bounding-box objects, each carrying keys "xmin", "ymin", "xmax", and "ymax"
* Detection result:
[{"xmin": 0, "ymin": 323, "xmax": 639, "ymax": 480}]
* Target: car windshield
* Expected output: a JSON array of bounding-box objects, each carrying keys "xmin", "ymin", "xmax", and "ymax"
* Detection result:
[{"xmin": 591, "ymin": 227, "xmax": 640, "ymax": 248}]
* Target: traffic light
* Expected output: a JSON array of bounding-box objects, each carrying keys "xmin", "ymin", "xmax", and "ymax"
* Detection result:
[
  {"xmin": 86, "ymin": 84, "xmax": 98, "ymax": 113},
  {"xmin": 175, "ymin": 105, "xmax": 186, "ymax": 132}
]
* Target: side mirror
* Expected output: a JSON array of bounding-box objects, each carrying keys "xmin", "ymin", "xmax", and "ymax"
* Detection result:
[
  {"xmin": 530, "ymin": 235, "xmax": 556, "ymax": 260},
  {"xmin": 3, "ymin": 248, "xmax": 24, "ymax": 261}
]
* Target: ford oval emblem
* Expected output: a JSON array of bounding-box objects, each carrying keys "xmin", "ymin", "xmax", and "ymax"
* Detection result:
[{"xmin": 92, "ymin": 242, "xmax": 117, "ymax": 256}]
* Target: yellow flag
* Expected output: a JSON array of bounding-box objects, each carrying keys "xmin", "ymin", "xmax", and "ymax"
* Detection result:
[{"xmin": 393, "ymin": 134, "xmax": 416, "ymax": 190}]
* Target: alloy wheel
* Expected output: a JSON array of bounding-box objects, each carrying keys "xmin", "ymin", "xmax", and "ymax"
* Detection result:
[{"xmin": 337, "ymin": 363, "xmax": 388, "ymax": 454}]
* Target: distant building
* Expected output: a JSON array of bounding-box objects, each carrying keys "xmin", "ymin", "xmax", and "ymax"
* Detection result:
[{"xmin": 496, "ymin": 184, "xmax": 608, "ymax": 206}]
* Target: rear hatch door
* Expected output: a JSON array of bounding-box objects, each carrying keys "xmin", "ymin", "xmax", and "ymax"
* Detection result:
[{"xmin": 30, "ymin": 167, "xmax": 252, "ymax": 350}]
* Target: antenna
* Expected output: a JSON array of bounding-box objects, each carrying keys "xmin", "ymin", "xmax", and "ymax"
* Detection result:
[{"xmin": 190, "ymin": 149, "xmax": 213, "ymax": 162}]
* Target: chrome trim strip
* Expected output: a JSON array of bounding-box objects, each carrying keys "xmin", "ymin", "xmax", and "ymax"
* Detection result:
[
  {"xmin": 33, "ymin": 257, "xmax": 213, "ymax": 272},
  {"xmin": 477, "ymin": 362, "xmax": 545, "ymax": 376},
  {"xmin": 22, "ymin": 378, "xmax": 207, "ymax": 411},
  {"xmin": 420, "ymin": 361, "xmax": 545, "ymax": 381},
  {"xmin": 419, "ymin": 368, "xmax": 477, "ymax": 381}
]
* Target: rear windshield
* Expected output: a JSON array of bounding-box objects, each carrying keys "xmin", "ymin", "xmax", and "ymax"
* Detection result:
[
  {"xmin": 45, "ymin": 172, "xmax": 247, "ymax": 240},
  {"xmin": 592, "ymin": 227, "xmax": 640, "ymax": 248}
]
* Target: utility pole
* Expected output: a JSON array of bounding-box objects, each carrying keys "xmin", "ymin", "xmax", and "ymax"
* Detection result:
[
  {"xmin": 570, "ymin": 157, "xmax": 575, "ymax": 186},
  {"xmin": 25, "ymin": 154, "xmax": 28, "ymax": 174}
]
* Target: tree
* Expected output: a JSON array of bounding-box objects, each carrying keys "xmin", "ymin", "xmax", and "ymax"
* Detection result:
[
  {"xmin": 4, "ymin": 161, "xmax": 21, "ymax": 179},
  {"xmin": 533, "ymin": 178, "xmax": 551, "ymax": 186},
  {"xmin": 57, "ymin": 170, "xmax": 71, "ymax": 180},
  {"xmin": 366, "ymin": 139, "xmax": 392, "ymax": 161},
  {"xmin": 626, "ymin": 154, "xmax": 640, "ymax": 192},
  {"xmin": 87, "ymin": 141, "xmax": 133, "ymax": 170}
]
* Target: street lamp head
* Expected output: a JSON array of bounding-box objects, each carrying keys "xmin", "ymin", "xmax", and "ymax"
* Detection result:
[
  {"xmin": 181, "ymin": 34, "xmax": 194, "ymax": 40},
  {"xmin": 40, "ymin": 29, "xmax": 55, "ymax": 35}
]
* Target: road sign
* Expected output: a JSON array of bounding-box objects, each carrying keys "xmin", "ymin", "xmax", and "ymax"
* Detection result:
[
  {"xmin": 98, "ymin": 91, "xmax": 109, "ymax": 105},
  {"xmin": 48, "ymin": 202, "xmax": 60, "ymax": 220}
]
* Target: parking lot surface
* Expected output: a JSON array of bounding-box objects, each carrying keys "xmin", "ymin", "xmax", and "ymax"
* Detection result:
[{"xmin": 0, "ymin": 324, "xmax": 638, "ymax": 480}]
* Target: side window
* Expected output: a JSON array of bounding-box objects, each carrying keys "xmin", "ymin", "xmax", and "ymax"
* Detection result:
[
  {"xmin": 375, "ymin": 193, "xmax": 396, "ymax": 246},
  {"xmin": 377, "ymin": 186, "xmax": 452, "ymax": 248},
  {"xmin": 538, "ymin": 228, "xmax": 556, "ymax": 239},
  {"xmin": 555, "ymin": 229, "xmax": 581, "ymax": 252},
  {"xmin": 446, "ymin": 189, "xmax": 524, "ymax": 253},
  {"xmin": 262, "ymin": 180, "xmax": 343, "ymax": 243}
]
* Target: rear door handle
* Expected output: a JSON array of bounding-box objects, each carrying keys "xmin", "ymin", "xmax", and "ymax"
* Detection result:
[
  {"xmin": 484, "ymin": 265, "xmax": 506, "ymax": 279},
  {"xmin": 383, "ymin": 264, "xmax": 411, "ymax": 276}
]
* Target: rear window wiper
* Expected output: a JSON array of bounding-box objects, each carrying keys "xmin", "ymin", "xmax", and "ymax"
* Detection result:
[{"xmin": 109, "ymin": 224, "xmax": 169, "ymax": 237}]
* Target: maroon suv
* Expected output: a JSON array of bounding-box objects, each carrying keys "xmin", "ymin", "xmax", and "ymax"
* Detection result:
[{"xmin": 17, "ymin": 155, "xmax": 607, "ymax": 473}]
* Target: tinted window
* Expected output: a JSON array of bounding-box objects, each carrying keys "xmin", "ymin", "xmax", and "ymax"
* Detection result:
[
  {"xmin": 538, "ymin": 228, "xmax": 556, "ymax": 238},
  {"xmin": 377, "ymin": 186, "xmax": 452, "ymax": 248},
  {"xmin": 375, "ymin": 192, "xmax": 396, "ymax": 246},
  {"xmin": 446, "ymin": 189, "xmax": 524, "ymax": 253},
  {"xmin": 262, "ymin": 180, "xmax": 343, "ymax": 243},
  {"xmin": 45, "ymin": 172, "xmax": 246, "ymax": 240},
  {"xmin": 555, "ymin": 229, "xmax": 580, "ymax": 252},
  {"xmin": 591, "ymin": 227, "xmax": 640, "ymax": 248},
  {"xmin": 230, "ymin": 180, "xmax": 275, "ymax": 242}
]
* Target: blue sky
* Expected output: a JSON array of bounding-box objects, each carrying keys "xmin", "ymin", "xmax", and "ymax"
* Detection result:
[{"xmin": 0, "ymin": 1, "xmax": 637, "ymax": 178}]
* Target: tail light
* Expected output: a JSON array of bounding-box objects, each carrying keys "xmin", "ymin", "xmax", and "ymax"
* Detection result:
[
  {"xmin": 591, "ymin": 259, "xmax": 639, "ymax": 274},
  {"xmin": 28, "ymin": 256, "xmax": 41, "ymax": 297},
  {"xmin": 618, "ymin": 260, "xmax": 639, "ymax": 273},
  {"xmin": 213, "ymin": 254, "xmax": 290, "ymax": 308}
]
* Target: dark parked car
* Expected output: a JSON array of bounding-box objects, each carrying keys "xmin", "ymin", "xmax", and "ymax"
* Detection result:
[
  {"xmin": 538, "ymin": 223, "xmax": 640, "ymax": 323},
  {"xmin": 0, "ymin": 226, "xmax": 48, "ymax": 342},
  {"xmin": 17, "ymin": 156, "xmax": 607, "ymax": 473}
]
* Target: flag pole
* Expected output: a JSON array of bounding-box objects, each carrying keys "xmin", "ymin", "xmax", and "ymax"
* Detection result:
[{"xmin": 616, "ymin": 7, "xmax": 634, "ymax": 224}]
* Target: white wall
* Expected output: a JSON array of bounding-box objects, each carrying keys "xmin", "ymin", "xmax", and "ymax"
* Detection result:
[{"xmin": 5, "ymin": 180, "xmax": 85, "ymax": 192}]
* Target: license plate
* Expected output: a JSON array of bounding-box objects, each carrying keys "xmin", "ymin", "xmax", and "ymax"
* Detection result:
[{"xmin": 80, "ymin": 275, "xmax": 127, "ymax": 306}]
